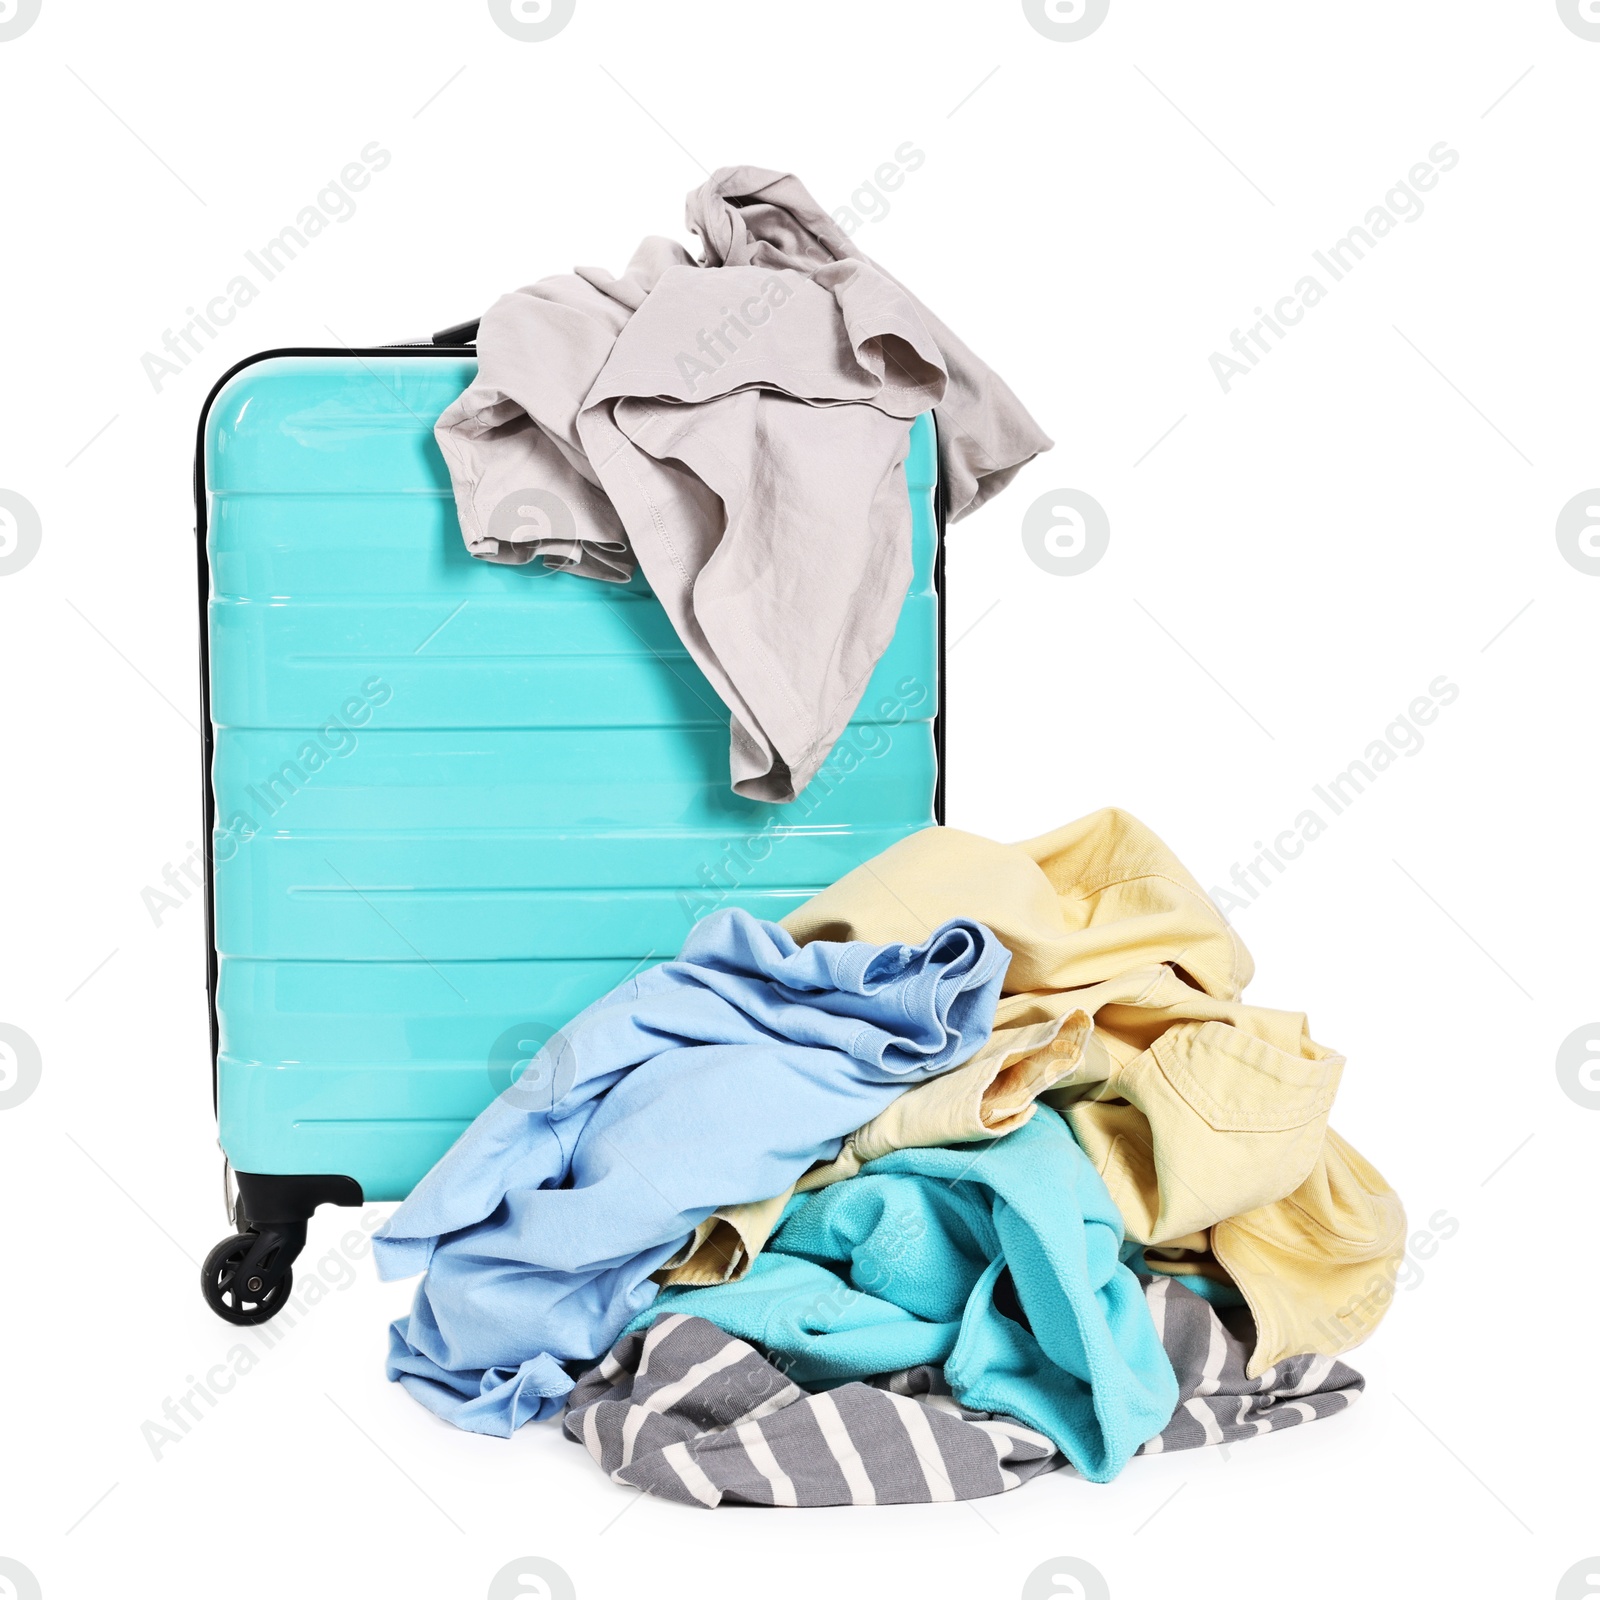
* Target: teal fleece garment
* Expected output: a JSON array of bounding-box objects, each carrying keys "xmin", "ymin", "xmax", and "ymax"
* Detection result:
[{"xmin": 637, "ymin": 1106, "xmax": 1179, "ymax": 1482}]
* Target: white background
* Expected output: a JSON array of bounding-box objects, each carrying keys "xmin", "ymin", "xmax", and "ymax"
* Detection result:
[{"xmin": 2, "ymin": 2, "xmax": 1596, "ymax": 1597}]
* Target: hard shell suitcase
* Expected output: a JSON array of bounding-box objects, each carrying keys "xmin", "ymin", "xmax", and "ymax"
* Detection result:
[{"xmin": 194, "ymin": 330, "xmax": 946, "ymax": 1322}]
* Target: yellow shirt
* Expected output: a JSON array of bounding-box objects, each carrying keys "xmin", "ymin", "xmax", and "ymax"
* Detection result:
[
  {"xmin": 663, "ymin": 809, "xmax": 1404, "ymax": 1377},
  {"xmin": 782, "ymin": 809, "xmax": 1405, "ymax": 1375}
]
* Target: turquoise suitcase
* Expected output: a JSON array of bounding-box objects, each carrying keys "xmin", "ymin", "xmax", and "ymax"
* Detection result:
[{"xmin": 195, "ymin": 331, "xmax": 945, "ymax": 1322}]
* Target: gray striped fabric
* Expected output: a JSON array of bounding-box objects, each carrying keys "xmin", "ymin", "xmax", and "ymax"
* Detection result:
[
  {"xmin": 563, "ymin": 1312, "xmax": 1059, "ymax": 1507},
  {"xmin": 1135, "ymin": 1274, "xmax": 1364, "ymax": 1454},
  {"xmin": 564, "ymin": 1279, "xmax": 1364, "ymax": 1508}
]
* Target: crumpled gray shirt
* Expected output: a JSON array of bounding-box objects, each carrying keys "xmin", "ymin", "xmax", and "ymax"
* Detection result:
[{"xmin": 435, "ymin": 166, "xmax": 1051, "ymax": 801}]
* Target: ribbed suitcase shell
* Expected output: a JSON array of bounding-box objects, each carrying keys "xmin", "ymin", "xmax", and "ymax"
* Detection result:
[{"xmin": 199, "ymin": 351, "xmax": 942, "ymax": 1200}]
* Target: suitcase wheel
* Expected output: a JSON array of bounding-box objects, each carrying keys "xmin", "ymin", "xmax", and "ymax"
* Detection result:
[
  {"xmin": 199, "ymin": 1172, "xmax": 360, "ymax": 1324},
  {"xmin": 201, "ymin": 1228, "xmax": 296, "ymax": 1325}
]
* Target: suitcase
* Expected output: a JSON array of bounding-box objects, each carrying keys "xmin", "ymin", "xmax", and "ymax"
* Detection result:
[{"xmin": 194, "ymin": 327, "xmax": 946, "ymax": 1323}]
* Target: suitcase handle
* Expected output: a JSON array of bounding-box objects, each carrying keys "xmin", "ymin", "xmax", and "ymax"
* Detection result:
[{"xmin": 432, "ymin": 318, "xmax": 480, "ymax": 347}]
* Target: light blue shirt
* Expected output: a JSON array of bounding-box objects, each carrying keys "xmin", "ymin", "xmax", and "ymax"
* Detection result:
[{"xmin": 373, "ymin": 907, "xmax": 1008, "ymax": 1435}]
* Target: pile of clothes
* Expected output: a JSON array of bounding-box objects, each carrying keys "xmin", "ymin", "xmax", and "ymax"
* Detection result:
[
  {"xmin": 377, "ymin": 169, "xmax": 1399, "ymax": 1505},
  {"xmin": 374, "ymin": 810, "xmax": 1403, "ymax": 1508}
]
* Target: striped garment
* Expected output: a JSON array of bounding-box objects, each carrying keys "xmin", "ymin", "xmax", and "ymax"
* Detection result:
[
  {"xmin": 563, "ymin": 1312, "xmax": 1059, "ymax": 1507},
  {"xmin": 564, "ymin": 1279, "xmax": 1363, "ymax": 1508},
  {"xmin": 1134, "ymin": 1274, "xmax": 1364, "ymax": 1454}
]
